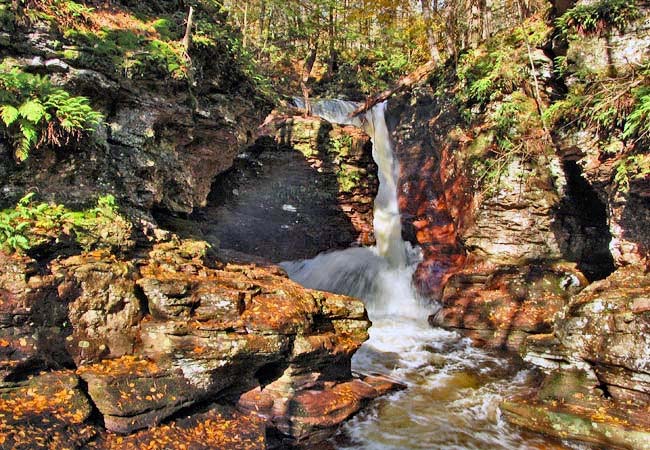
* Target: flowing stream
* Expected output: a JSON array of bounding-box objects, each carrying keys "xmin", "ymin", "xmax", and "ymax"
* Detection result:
[{"xmin": 282, "ymin": 100, "xmax": 576, "ymax": 449}]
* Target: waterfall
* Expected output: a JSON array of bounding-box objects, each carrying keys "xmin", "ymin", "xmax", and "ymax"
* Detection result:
[
  {"xmin": 281, "ymin": 99, "xmax": 424, "ymax": 318},
  {"xmin": 282, "ymin": 99, "xmax": 554, "ymax": 450}
]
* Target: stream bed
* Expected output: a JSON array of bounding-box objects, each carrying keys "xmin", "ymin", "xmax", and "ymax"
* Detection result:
[{"xmin": 333, "ymin": 316, "xmax": 581, "ymax": 450}]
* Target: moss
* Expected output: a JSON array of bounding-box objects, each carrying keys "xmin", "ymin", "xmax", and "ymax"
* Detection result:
[
  {"xmin": 0, "ymin": 193, "xmax": 132, "ymax": 254},
  {"xmin": 336, "ymin": 165, "xmax": 363, "ymax": 193}
]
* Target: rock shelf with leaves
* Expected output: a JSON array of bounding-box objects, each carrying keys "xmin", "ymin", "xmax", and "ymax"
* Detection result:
[{"xmin": 0, "ymin": 235, "xmax": 397, "ymax": 448}]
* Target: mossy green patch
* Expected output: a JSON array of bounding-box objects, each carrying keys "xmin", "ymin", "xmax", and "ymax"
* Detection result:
[{"xmin": 0, "ymin": 193, "xmax": 132, "ymax": 254}]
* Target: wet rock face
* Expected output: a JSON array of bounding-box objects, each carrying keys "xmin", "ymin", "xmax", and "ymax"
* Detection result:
[
  {"xmin": 238, "ymin": 373, "xmax": 404, "ymax": 447},
  {"xmin": 504, "ymin": 266, "xmax": 650, "ymax": 448},
  {"xmin": 0, "ymin": 242, "xmax": 382, "ymax": 445},
  {"xmin": 158, "ymin": 115, "xmax": 378, "ymax": 262},
  {"xmin": 387, "ymin": 89, "xmax": 466, "ymax": 298},
  {"xmin": 1, "ymin": 25, "xmax": 268, "ymax": 217},
  {"xmin": 387, "ymin": 86, "xmax": 589, "ymax": 299}
]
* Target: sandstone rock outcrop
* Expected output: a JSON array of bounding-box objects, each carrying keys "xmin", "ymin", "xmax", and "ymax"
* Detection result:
[
  {"xmin": 0, "ymin": 238, "xmax": 394, "ymax": 447},
  {"xmin": 503, "ymin": 266, "xmax": 650, "ymax": 448}
]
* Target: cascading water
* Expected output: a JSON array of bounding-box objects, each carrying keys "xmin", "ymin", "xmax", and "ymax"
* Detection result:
[
  {"xmin": 285, "ymin": 99, "xmax": 421, "ymax": 318},
  {"xmin": 282, "ymin": 100, "xmax": 578, "ymax": 449}
]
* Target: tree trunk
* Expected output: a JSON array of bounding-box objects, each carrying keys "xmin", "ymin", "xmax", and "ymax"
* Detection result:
[
  {"xmin": 182, "ymin": 6, "xmax": 194, "ymax": 51},
  {"xmin": 242, "ymin": 3, "xmax": 248, "ymax": 49},
  {"xmin": 420, "ymin": 0, "xmax": 441, "ymax": 64},
  {"xmin": 349, "ymin": 60, "xmax": 436, "ymax": 117},
  {"xmin": 327, "ymin": 4, "xmax": 338, "ymax": 78},
  {"xmin": 301, "ymin": 41, "xmax": 319, "ymax": 117}
]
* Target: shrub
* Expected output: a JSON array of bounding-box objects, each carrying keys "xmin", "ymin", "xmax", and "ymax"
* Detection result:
[
  {"xmin": 556, "ymin": 0, "xmax": 640, "ymax": 36},
  {"xmin": 0, "ymin": 193, "xmax": 131, "ymax": 253}
]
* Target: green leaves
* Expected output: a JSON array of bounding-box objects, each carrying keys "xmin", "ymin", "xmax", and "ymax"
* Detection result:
[
  {"xmin": 557, "ymin": 0, "xmax": 640, "ymax": 36},
  {"xmin": 18, "ymin": 120, "xmax": 38, "ymax": 161},
  {"xmin": 18, "ymin": 99, "xmax": 48, "ymax": 123},
  {"xmin": 0, "ymin": 193, "xmax": 126, "ymax": 254},
  {"xmin": 0, "ymin": 105, "xmax": 18, "ymax": 126},
  {"xmin": 0, "ymin": 68, "xmax": 104, "ymax": 161},
  {"xmin": 623, "ymin": 87, "xmax": 650, "ymax": 141}
]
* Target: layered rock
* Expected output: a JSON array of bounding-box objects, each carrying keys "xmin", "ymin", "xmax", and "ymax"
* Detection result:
[
  {"xmin": 0, "ymin": 238, "xmax": 392, "ymax": 447},
  {"xmin": 430, "ymin": 262, "xmax": 587, "ymax": 352},
  {"xmin": 158, "ymin": 114, "xmax": 378, "ymax": 262},
  {"xmin": 503, "ymin": 266, "xmax": 650, "ymax": 448},
  {"xmin": 564, "ymin": 0, "xmax": 650, "ymax": 77},
  {"xmin": 386, "ymin": 84, "xmax": 598, "ymax": 347},
  {"xmin": 387, "ymin": 89, "xmax": 466, "ymax": 299},
  {"xmin": 1, "ymin": 5, "xmax": 269, "ymax": 216}
]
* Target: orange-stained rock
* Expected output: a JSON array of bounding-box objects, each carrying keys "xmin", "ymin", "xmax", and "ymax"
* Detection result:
[
  {"xmin": 238, "ymin": 373, "xmax": 404, "ymax": 447},
  {"xmin": 0, "ymin": 370, "xmax": 97, "ymax": 449},
  {"xmin": 88, "ymin": 407, "xmax": 267, "ymax": 450},
  {"xmin": 52, "ymin": 251, "xmax": 143, "ymax": 364},
  {"xmin": 430, "ymin": 263, "xmax": 586, "ymax": 352},
  {"xmin": 83, "ymin": 240, "xmax": 369, "ymax": 435},
  {"xmin": 0, "ymin": 237, "xmax": 371, "ymax": 441},
  {"xmin": 0, "ymin": 252, "xmax": 71, "ymax": 380}
]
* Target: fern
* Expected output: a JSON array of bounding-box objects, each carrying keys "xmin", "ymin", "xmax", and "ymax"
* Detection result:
[
  {"xmin": 18, "ymin": 99, "xmax": 48, "ymax": 123},
  {"xmin": 557, "ymin": 0, "xmax": 640, "ymax": 36},
  {"xmin": 0, "ymin": 104, "xmax": 18, "ymax": 126},
  {"xmin": 623, "ymin": 87, "xmax": 650, "ymax": 140},
  {"xmin": 0, "ymin": 67, "xmax": 103, "ymax": 160}
]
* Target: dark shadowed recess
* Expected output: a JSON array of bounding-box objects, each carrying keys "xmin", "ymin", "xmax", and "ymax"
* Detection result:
[
  {"xmin": 554, "ymin": 160, "xmax": 615, "ymax": 281},
  {"xmin": 155, "ymin": 134, "xmax": 362, "ymax": 262}
]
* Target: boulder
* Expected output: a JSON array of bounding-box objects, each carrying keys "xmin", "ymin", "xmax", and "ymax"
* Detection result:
[
  {"xmin": 0, "ymin": 371, "xmax": 97, "ymax": 449},
  {"xmin": 430, "ymin": 262, "xmax": 587, "ymax": 351}
]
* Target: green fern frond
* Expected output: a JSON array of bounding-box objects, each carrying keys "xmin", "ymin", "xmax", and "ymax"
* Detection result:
[
  {"xmin": 18, "ymin": 99, "xmax": 47, "ymax": 123},
  {"xmin": 0, "ymin": 105, "xmax": 19, "ymax": 126}
]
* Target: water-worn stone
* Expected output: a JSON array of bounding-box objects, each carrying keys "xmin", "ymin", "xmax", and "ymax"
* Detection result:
[
  {"xmin": 0, "ymin": 370, "xmax": 97, "ymax": 449},
  {"xmin": 430, "ymin": 262, "xmax": 587, "ymax": 351},
  {"xmin": 0, "ymin": 234, "xmax": 373, "ymax": 442},
  {"xmin": 238, "ymin": 373, "xmax": 404, "ymax": 447},
  {"xmin": 505, "ymin": 266, "xmax": 650, "ymax": 447},
  {"xmin": 66, "ymin": 240, "xmax": 371, "ymax": 435}
]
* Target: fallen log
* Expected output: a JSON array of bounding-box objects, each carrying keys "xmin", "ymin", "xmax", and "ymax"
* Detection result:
[{"xmin": 349, "ymin": 60, "xmax": 437, "ymax": 117}]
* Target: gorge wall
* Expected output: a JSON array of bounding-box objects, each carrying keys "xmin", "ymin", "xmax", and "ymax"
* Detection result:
[
  {"xmin": 0, "ymin": 1, "xmax": 391, "ymax": 448},
  {"xmin": 2, "ymin": 0, "xmax": 650, "ymax": 448},
  {"xmin": 386, "ymin": 1, "xmax": 650, "ymax": 446}
]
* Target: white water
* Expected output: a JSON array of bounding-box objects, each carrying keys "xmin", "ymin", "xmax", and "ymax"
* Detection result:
[{"xmin": 282, "ymin": 100, "xmax": 573, "ymax": 449}]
